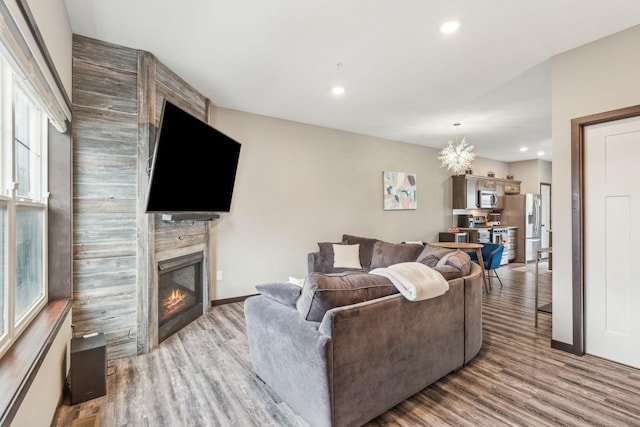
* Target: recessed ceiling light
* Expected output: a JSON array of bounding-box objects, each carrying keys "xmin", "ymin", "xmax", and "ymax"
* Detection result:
[
  {"xmin": 537, "ymin": 151, "xmax": 545, "ymax": 156},
  {"xmin": 440, "ymin": 19, "xmax": 461, "ymax": 34},
  {"xmin": 332, "ymin": 86, "xmax": 345, "ymax": 95},
  {"xmin": 520, "ymin": 147, "xmax": 528, "ymax": 152}
]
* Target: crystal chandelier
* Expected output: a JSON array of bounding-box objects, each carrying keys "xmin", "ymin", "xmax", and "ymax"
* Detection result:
[{"xmin": 438, "ymin": 124, "xmax": 477, "ymax": 175}]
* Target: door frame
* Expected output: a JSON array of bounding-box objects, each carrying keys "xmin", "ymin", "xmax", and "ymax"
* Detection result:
[
  {"xmin": 540, "ymin": 182, "xmax": 551, "ymax": 258},
  {"xmin": 562, "ymin": 104, "xmax": 640, "ymax": 355}
]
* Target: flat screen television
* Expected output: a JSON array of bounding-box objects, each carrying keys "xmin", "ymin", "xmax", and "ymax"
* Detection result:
[{"xmin": 145, "ymin": 100, "xmax": 241, "ymax": 217}]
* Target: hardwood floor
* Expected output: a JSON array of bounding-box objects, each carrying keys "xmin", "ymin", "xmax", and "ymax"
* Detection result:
[{"xmin": 52, "ymin": 262, "xmax": 640, "ymax": 426}]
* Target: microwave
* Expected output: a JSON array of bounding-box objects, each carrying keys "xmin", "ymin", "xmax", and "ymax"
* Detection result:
[{"xmin": 478, "ymin": 190, "xmax": 498, "ymax": 209}]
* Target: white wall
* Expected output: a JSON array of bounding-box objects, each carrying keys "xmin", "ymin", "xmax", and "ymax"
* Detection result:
[
  {"xmin": 11, "ymin": 311, "xmax": 71, "ymax": 427},
  {"xmin": 551, "ymin": 24, "xmax": 640, "ymax": 345},
  {"xmin": 508, "ymin": 159, "xmax": 552, "ymax": 194},
  {"xmin": 466, "ymin": 158, "xmax": 509, "ymax": 180},
  {"xmin": 539, "ymin": 160, "xmax": 552, "ymax": 186},
  {"xmin": 26, "ymin": 0, "xmax": 72, "ymax": 97},
  {"xmin": 209, "ymin": 107, "xmax": 508, "ymax": 299}
]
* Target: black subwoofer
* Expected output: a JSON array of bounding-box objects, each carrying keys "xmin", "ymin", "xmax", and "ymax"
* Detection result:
[{"xmin": 70, "ymin": 332, "xmax": 107, "ymax": 405}]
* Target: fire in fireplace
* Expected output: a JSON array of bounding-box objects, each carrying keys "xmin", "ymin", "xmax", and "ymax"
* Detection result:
[
  {"xmin": 157, "ymin": 252, "xmax": 204, "ymax": 342},
  {"xmin": 159, "ymin": 285, "xmax": 195, "ymax": 323}
]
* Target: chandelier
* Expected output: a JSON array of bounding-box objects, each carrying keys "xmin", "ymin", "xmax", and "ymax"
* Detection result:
[{"xmin": 438, "ymin": 124, "xmax": 477, "ymax": 175}]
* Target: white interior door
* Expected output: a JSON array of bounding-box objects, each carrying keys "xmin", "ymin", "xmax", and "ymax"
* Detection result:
[{"xmin": 584, "ymin": 116, "xmax": 640, "ymax": 368}]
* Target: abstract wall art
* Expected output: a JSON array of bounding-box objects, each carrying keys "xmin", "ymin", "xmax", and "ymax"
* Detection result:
[{"xmin": 383, "ymin": 171, "xmax": 417, "ymax": 210}]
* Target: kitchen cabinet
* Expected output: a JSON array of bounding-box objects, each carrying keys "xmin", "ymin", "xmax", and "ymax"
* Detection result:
[
  {"xmin": 506, "ymin": 227, "xmax": 517, "ymax": 261},
  {"xmin": 452, "ymin": 175, "xmax": 478, "ymax": 209},
  {"xmin": 452, "ymin": 175, "xmax": 521, "ymax": 210},
  {"xmin": 477, "ymin": 179, "xmax": 496, "ymax": 191},
  {"xmin": 504, "ymin": 181, "xmax": 520, "ymax": 194}
]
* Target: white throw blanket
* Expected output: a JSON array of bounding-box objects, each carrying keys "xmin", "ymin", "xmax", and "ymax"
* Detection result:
[{"xmin": 369, "ymin": 262, "xmax": 449, "ymax": 301}]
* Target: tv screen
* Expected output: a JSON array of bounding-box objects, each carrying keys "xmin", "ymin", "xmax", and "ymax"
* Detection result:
[{"xmin": 145, "ymin": 100, "xmax": 241, "ymax": 214}]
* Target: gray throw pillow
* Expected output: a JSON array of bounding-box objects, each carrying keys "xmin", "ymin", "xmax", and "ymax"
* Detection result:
[
  {"xmin": 416, "ymin": 246, "xmax": 472, "ymax": 279},
  {"xmin": 318, "ymin": 241, "xmax": 341, "ymax": 266},
  {"xmin": 256, "ymin": 282, "xmax": 302, "ymax": 307},
  {"xmin": 369, "ymin": 241, "xmax": 424, "ymax": 268},
  {"xmin": 296, "ymin": 272, "xmax": 398, "ymax": 321},
  {"xmin": 445, "ymin": 250, "xmax": 472, "ymax": 276},
  {"xmin": 416, "ymin": 245, "xmax": 457, "ymax": 267}
]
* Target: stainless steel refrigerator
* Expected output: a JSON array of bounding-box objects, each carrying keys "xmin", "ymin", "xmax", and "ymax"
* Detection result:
[{"xmin": 502, "ymin": 193, "xmax": 541, "ymax": 263}]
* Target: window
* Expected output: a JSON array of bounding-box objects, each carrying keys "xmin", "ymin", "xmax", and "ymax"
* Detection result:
[
  {"xmin": 15, "ymin": 206, "xmax": 44, "ymax": 321},
  {"xmin": 15, "ymin": 88, "xmax": 43, "ymax": 200},
  {"xmin": 0, "ymin": 55, "xmax": 48, "ymax": 357}
]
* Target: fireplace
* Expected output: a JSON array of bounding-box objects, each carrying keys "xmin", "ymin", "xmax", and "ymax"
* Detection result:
[{"xmin": 157, "ymin": 252, "xmax": 204, "ymax": 343}]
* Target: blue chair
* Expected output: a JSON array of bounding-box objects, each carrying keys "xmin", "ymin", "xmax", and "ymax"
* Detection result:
[{"xmin": 469, "ymin": 243, "xmax": 504, "ymax": 289}]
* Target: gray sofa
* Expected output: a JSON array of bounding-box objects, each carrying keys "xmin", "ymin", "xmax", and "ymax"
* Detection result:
[{"xmin": 244, "ymin": 234, "xmax": 483, "ymax": 427}]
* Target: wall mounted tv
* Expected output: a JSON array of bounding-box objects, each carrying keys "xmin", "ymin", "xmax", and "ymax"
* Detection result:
[{"xmin": 145, "ymin": 99, "xmax": 241, "ymax": 220}]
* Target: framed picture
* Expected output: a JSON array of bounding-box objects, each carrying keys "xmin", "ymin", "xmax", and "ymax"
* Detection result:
[{"xmin": 383, "ymin": 171, "xmax": 417, "ymax": 210}]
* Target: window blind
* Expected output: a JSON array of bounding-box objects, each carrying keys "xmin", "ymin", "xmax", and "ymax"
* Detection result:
[{"xmin": 0, "ymin": 0, "xmax": 71, "ymax": 133}]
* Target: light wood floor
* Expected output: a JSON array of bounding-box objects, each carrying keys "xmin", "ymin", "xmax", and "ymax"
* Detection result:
[{"xmin": 52, "ymin": 262, "xmax": 640, "ymax": 426}]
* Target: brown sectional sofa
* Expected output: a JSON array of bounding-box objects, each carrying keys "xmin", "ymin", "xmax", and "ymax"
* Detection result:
[{"xmin": 244, "ymin": 234, "xmax": 483, "ymax": 427}]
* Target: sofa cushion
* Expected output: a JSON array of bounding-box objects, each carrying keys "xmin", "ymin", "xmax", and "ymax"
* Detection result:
[
  {"xmin": 342, "ymin": 234, "xmax": 380, "ymax": 269},
  {"xmin": 256, "ymin": 282, "xmax": 302, "ymax": 307},
  {"xmin": 296, "ymin": 272, "xmax": 398, "ymax": 321},
  {"xmin": 432, "ymin": 265, "xmax": 465, "ymax": 281},
  {"xmin": 369, "ymin": 241, "xmax": 424, "ymax": 268},
  {"xmin": 332, "ymin": 244, "xmax": 362, "ymax": 269}
]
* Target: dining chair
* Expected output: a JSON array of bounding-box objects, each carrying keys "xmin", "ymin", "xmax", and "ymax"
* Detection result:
[{"xmin": 469, "ymin": 242, "xmax": 504, "ymax": 289}]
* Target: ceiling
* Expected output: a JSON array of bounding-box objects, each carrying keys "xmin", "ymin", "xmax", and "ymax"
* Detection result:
[{"xmin": 63, "ymin": 0, "xmax": 640, "ymax": 163}]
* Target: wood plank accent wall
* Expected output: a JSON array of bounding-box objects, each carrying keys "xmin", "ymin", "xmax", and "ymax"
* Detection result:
[
  {"xmin": 72, "ymin": 35, "xmax": 212, "ymax": 360},
  {"xmin": 72, "ymin": 35, "xmax": 139, "ymax": 360}
]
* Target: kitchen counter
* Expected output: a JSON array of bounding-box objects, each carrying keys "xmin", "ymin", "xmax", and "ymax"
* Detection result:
[
  {"xmin": 457, "ymin": 226, "xmax": 518, "ymax": 230},
  {"xmin": 454, "ymin": 226, "xmax": 517, "ymax": 252}
]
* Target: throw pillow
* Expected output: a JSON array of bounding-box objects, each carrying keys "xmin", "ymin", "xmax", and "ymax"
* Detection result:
[
  {"xmin": 416, "ymin": 245, "xmax": 457, "ymax": 267},
  {"xmin": 318, "ymin": 241, "xmax": 342, "ymax": 266},
  {"xmin": 332, "ymin": 243, "xmax": 362, "ymax": 269},
  {"xmin": 402, "ymin": 240, "xmax": 427, "ymax": 246},
  {"xmin": 444, "ymin": 250, "xmax": 472, "ymax": 276},
  {"xmin": 369, "ymin": 241, "xmax": 424, "ymax": 268},
  {"xmin": 416, "ymin": 247, "xmax": 472, "ymax": 279},
  {"xmin": 317, "ymin": 242, "xmax": 366, "ymax": 273},
  {"xmin": 296, "ymin": 272, "xmax": 398, "ymax": 321},
  {"xmin": 342, "ymin": 234, "xmax": 380, "ymax": 268},
  {"xmin": 436, "ymin": 250, "xmax": 457, "ymax": 267},
  {"xmin": 256, "ymin": 282, "xmax": 302, "ymax": 307},
  {"xmin": 287, "ymin": 276, "xmax": 305, "ymax": 286}
]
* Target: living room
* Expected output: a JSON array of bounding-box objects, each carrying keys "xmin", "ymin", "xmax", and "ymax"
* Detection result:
[{"xmin": 1, "ymin": 1, "xmax": 640, "ymax": 426}]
